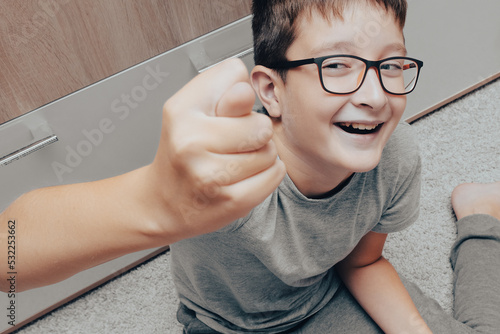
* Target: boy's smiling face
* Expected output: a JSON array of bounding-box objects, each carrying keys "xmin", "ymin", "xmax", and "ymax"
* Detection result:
[{"xmin": 255, "ymin": 4, "xmax": 408, "ymax": 197}]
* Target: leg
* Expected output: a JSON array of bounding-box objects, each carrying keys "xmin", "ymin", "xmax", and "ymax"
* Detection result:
[
  {"xmin": 295, "ymin": 181, "xmax": 500, "ymax": 334},
  {"xmin": 450, "ymin": 182, "xmax": 500, "ymax": 334},
  {"xmin": 294, "ymin": 279, "xmax": 473, "ymax": 334},
  {"xmin": 400, "ymin": 276, "xmax": 474, "ymax": 334},
  {"xmin": 177, "ymin": 303, "xmax": 220, "ymax": 334},
  {"xmin": 293, "ymin": 283, "xmax": 384, "ymax": 334}
]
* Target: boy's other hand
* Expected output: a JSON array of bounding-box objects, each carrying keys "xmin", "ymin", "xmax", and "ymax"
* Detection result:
[{"xmin": 148, "ymin": 58, "xmax": 286, "ymax": 241}]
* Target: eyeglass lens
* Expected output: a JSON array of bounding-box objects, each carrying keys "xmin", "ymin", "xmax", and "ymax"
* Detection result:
[{"xmin": 320, "ymin": 57, "xmax": 419, "ymax": 94}]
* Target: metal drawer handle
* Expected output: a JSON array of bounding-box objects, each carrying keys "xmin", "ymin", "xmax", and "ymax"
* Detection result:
[{"xmin": 0, "ymin": 135, "xmax": 58, "ymax": 166}]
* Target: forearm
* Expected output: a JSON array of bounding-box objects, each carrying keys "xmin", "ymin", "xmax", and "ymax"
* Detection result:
[
  {"xmin": 337, "ymin": 256, "xmax": 432, "ymax": 334},
  {"xmin": 0, "ymin": 59, "xmax": 286, "ymax": 293},
  {"xmin": 0, "ymin": 165, "xmax": 171, "ymax": 292}
]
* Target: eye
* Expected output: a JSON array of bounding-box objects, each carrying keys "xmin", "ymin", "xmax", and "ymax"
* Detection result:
[
  {"xmin": 323, "ymin": 61, "xmax": 349, "ymax": 70},
  {"xmin": 380, "ymin": 63, "xmax": 403, "ymax": 71},
  {"xmin": 380, "ymin": 59, "xmax": 405, "ymax": 72},
  {"xmin": 321, "ymin": 57, "xmax": 356, "ymax": 77}
]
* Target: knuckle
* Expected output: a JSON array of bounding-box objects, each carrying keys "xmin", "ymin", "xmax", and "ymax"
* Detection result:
[
  {"xmin": 167, "ymin": 137, "xmax": 206, "ymax": 178},
  {"xmin": 188, "ymin": 171, "xmax": 227, "ymax": 206},
  {"xmin": 264, "ymin": 140, "xmax": 278, "ymax": 158},
  {"xmin": 222, "ymin": 58, "xmax": 248, "ymax": 78},
  {"xmin": 220, "ymin": 192, "xmax": 250, "ymax": 218},
  {"xmin": 170, "ymin": 136, "xmax": 199, "ymax": 160},
  {"xmin": 162, "ymin": 101, "xmax": 183, "ymax": 135},
  {"xmin": 191, "ymin": 161, "xmax": 227, "ymax": 192},
  {"xmin": 238, "ymin": 115, "xmax": 273, "ymax": 152},
  {"xmin": 192, "ymin": 166, "xmax": 216, "ymax": 187},
  {"xmin": 253, "ymin": 115, "xmax": 274, "ymax": 143},
  {"xmin": 163, "ymin": 97, "xmax": 178, "ymax": 119}
]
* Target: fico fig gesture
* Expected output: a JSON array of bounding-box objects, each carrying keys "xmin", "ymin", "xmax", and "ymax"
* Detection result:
[
  {"xmin": 149, "ymin": 58, "xmax": 286, "ymax": 241},
  {"xmin": 0, "ymin": 58, "xmax": 285, "ymax": 292}
]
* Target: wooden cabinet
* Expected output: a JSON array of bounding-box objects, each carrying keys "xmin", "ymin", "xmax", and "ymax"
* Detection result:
[{"xmin": 0, "ymin": 0, "xmax": 252, "ymax": 124}]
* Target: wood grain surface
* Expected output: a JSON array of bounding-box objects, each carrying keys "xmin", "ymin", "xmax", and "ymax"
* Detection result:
[{"xmin": 0, "ymin": 0, "xmax": 252, "ymax": 124}]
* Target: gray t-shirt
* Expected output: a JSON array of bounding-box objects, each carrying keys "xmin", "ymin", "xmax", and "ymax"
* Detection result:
[{"xmin": 171, "ymin": 122, "xmax": 421, "ymax": 333}]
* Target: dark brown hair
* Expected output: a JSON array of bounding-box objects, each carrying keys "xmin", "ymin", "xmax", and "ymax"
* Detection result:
[{"xmin": 252, "ymin": 0, "xmax": 408, "ymax": 77}]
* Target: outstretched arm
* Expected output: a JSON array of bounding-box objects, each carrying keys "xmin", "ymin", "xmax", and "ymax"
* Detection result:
[
  {"xmin": 0, "ymin": 167, "xmax": 166, "ymax": 292},
  {"xmin": 336, "ymin": 231, "xmax": 433, "ymax": 334},
  {"xmin": 0, "ymin": 58, "xmax": 286, "ymax": 292}
]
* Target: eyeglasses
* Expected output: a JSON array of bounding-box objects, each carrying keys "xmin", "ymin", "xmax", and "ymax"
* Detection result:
[{"xmin": 270, "ymin": 55, "xmax": 424, "ymax": 95}]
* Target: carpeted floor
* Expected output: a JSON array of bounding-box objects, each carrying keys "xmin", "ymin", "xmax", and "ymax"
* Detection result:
[{"xmin": 14, "ymin": 78, "xmax": 500, "ymax": 333}]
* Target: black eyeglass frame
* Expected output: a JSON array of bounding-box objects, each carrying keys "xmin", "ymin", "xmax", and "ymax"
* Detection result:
[{"xmin": 270, "ymin": 54, "xmax": 424, "ymax": 96}]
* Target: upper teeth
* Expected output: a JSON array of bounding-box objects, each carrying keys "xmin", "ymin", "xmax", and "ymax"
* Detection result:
[{"xmin": 340, "ymin": 122, "xmax": 379, "ymax": 130}]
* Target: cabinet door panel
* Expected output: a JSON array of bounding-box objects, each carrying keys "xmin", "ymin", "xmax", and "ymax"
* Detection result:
[{"xmin": 0, "ymin": 0, "xmax": 251, "ymax": 124}]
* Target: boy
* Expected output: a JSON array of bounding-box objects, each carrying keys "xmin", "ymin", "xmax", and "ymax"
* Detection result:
[
  {"xmin": 172, "ymin": 1, "xmax": 500, "ymax": 333},
  {"xmin": 1, "ymin": 1, "xmax": 500, "ymax": 333},
  {"xmin": 173, "ymin": 0, "xmax": 428, "ymax": 332}
]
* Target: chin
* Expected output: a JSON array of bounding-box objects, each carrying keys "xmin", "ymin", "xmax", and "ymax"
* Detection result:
[{"xmin": 340, "ymin": 151, "xmax": 383, "ymax": 173}]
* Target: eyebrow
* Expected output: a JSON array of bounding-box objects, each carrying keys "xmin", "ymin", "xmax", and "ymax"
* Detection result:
[
  {"xmin": 309, "ymin": 41, "xmax": 359, "ymax": 56},
  {"xmin": 309, "ymin": 41, "xmax": 408, "ymax": 57},
  {"xmin": 384, "ymin": 42, "xmax": 408, "ymax": 56}
]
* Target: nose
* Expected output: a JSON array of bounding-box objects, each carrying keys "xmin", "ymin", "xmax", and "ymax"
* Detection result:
[{"xmin": 351, "ymin": 67, "xmax": 388, "ymax": 111}]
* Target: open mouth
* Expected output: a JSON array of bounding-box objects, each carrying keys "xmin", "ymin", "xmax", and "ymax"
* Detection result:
[{"xmin": 336, "ymin": 122, "xmax": 383, "ymax": 135}]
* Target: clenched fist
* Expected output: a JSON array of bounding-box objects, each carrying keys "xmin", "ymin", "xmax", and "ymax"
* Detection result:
[{"xmin": 149, "ymin": 58, "xmax": 286, "ymax": 240}]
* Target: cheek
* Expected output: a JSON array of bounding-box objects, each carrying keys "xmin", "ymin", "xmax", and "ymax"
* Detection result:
[
  {"xmin": 390, "ymin": 96, "xmax": 407, "ymax": 119},
  {"xmin": 281, "ymin": 75, "xmax": 349, "ymax": 130}
]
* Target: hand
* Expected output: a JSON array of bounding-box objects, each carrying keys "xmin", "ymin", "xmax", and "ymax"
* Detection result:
[{"xmin": 148, "ymin": 58, "xmax": 286, "ymax": 240}]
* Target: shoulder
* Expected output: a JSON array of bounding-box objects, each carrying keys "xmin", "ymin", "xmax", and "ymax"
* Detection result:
[
  {"xmin": 369, "ymin": 122, "xmax": 422, "ymax": 233},
  {"xmin": 384, "ymin": 122, "xmax": 420, "ymax": 160},
  {"xmin": 379, "ymin": 122, "xmax": 421, "ymax": 178},
  {"xmin": 366, "ymin": 122, "xmax": 422, "ymax": 218}
]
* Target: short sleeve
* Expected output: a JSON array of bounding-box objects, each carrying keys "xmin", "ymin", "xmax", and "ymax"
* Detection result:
[{"xmin": 372, "ymin": 123, "xmax": 422, "ymax": 234}]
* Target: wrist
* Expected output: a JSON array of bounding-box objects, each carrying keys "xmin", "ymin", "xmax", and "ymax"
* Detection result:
[{"xmin": 126, "ymin": 164, "xmax": 190, "ymax": 246}]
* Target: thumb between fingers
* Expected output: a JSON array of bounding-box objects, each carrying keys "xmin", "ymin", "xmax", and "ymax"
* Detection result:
[{"xmin": 216, "ymin": 81, "xmax": 256, "ymax": 118}]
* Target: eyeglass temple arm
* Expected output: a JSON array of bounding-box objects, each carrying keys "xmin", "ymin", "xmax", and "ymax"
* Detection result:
[
  {"xmin": 270, "ymin": 58, "xmax": 315, "ymax": 69},
  {"xmin": 405, "ymin": 76, "xmax": 417, "ymax": 90},
  {"xmin": 403, "ymin": 63, "xmax": 416, "ymax": 70}
]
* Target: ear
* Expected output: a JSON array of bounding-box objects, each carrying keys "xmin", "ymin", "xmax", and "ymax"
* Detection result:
[{"xmin": 250, "ymin": 65, "xmax": 284, "ymax": 118}]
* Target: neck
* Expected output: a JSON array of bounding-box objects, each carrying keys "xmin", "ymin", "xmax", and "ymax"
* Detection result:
[
  {"xmin": 275, "ymin": 139, "xmax": 354, "ymax": 198},
  {"xmin": 286, "ymin": 162, "xmax": 354, "ymax": 198}
]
